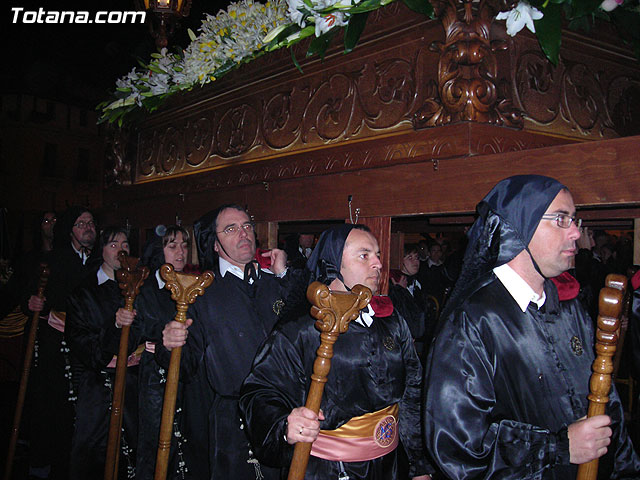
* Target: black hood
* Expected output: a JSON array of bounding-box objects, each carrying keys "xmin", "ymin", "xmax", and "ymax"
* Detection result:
[
  {"xmin": 306, "ymin": 224, "xmax": 358, "ymax": 287},
  {"xmin": 444, "ymin": 175, "xmax": 566, "ymax": 318},
  {"xmin": 193, "ymin": 210, "xmax": 219, "ymax": 272}
]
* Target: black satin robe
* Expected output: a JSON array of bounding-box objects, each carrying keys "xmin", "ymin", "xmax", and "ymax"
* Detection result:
[
  {"xmin": 239, "ymin": 310, "xmax": 432, "ymax": 479},
  {"xmin": 155, "ymin": 268, "xmax": 286, "ymax": 480},
  {"xmin": 424, "ymin": 274, "xmax": 640, "ymax": 479},
  {"xmin": 134, "ymin": 274, "xmax": 211, "ymax": 480},
  {"xmin": 66, "ymin": 276, "xmax": 140, "ymax": 479},
  {"xmin": 631, "ymin": 283, "xmax": 640, "ymax": 385}
]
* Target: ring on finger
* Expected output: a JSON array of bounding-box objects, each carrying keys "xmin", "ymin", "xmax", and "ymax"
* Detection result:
[{"xmin": 299, "ymin": 426, "xmax": 304, "ymax": 435}]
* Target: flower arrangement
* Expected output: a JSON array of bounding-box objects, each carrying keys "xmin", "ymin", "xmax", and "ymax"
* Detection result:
[
  {"xmin": 99, "ymin": 0, "xmax": 433, "ymax": 124},
  {"xmin": 99, "ymin": 0, "xmax": 290, "ymax": 125},
  {"xmin": 496, "ymin": 0, "xmax": 640, "ymax": 65},
  {"xmin": 99, "ymin": 0, "xmax": 638, "ymax": 124}
]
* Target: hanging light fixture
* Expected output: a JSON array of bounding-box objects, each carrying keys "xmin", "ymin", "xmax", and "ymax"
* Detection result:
[{"xmin": 140, "ymin": 0, "xmax": 191, "ymax": 50}]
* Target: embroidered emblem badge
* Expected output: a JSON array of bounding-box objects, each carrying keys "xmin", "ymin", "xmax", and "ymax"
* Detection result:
[
  {"xmin": 383, "ymin": 336, "xmax": 395, "ymax": 351},
  {"xmin": 374, "ymin": 415, "xmax": 397, "ymax": 448},
  {"xmin": 570, "ymin": 336, "xmax": 583, "ymax": 356},
  {"xmin": 273, "ymin": 299, "xmax": 284, "ymax": 315}
]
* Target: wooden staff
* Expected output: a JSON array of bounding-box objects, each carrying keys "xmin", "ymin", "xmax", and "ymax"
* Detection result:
[
  {"xmin": 154, "ymin": 264, "xmax": 214, "ymax": 480},
  {"xmin": 287, "ymin": 281, "xmax": 372, "ymax": 480},
  {"xmin": 3, "ymin": 263, "xmax": 49, "ymax": 480},
  {"xmin": 576, "ymin": 273, "xmax": 628, "ymax": 480},
  {"xmin": 104, "ymin": 253, "xmax": 149, "ymax": 480}
]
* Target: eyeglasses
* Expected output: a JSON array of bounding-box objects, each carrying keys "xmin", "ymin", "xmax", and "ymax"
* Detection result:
[
  {"xmin": 42, "ymin": 218, "xmax": 57, "ymax": 224},
  {"xmin": 540, "ymin": 213, "xmax": 582, "ymax": 229},
  {"xmin": 73, "ymin": 220, "xmax": 96, "ymax": 229},
  {"xmin": 217, "ymin": 223, "xmax": 254, "ymax": 236}
]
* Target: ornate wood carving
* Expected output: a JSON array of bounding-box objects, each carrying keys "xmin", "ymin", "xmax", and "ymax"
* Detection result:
[
  {"xmin": 510, "ymin": 30, "xmax": 640, "ymax": 139},
  {"xmin": 123, "ymin": 125, "xmax": 567, "ymax": 198},
  {"xmin": 413, "ymin": 0, "xmax": 523, "ymax": 129},
  {"xmin": 104, "ymin": 125, "xmax": 132, "ymax": 186},
  {"xmin": 101, "ymin": 1, "xmax": 640, "ymax": 212}
]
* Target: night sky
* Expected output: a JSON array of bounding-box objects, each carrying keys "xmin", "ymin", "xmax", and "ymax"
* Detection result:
[{"xmin": 4, "ymin": 0, "xmax": 225, "ymax": 108}]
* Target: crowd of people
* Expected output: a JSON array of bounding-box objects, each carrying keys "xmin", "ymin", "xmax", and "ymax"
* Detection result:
[{"xmin": 1, "ymin": 175, "xmax": 639, "ymax": 480}]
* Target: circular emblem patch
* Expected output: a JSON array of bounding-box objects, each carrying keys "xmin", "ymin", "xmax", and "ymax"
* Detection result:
[
  {"xmin": 383, "ymin": 336, "xmax": 395, "ymax": 351},
  {"xmin": 373, "ymin": 415, "xmax": 397, "ymax": 448},
  {"xmin": 570, "ymin": 335, "xmax": 583, "ymax": 356}
]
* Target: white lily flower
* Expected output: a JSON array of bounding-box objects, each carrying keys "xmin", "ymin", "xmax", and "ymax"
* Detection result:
[
  {"xmin": 314, "ymin": 11, "xmax": 347, "ymax": 36},
  {"xmin": 287, "ymin": 0, "xmax": 307, "ymax": 26},
  {"xmin": 496, "ymin": 1, "xmax": 543, "ymax": 36}
]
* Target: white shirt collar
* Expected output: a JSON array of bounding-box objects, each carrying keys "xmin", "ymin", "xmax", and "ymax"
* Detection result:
[
  {"xmin": 355, "ymin": 304, "xmax": 375, "ymax": 327},
  {"xmin": 155, "ymin": 269, "xmax": 165, "ymax": 289},
  {"xmin": 97, "ymin": 266, "xmax": 111, "ymax": 286},
  {"xmin": 493, "ymin": 263, "xmax": 546, "ymax": 312},
  {"xmin": 72, "ymin": 243, "xmax": 89, "ymax": 265},
  {"xmin": 407, "ymin": 278, "xmax": 421, "ymax": 296},
  {"xmin": 427, "ymin": 258, "xmax": 442, "ymax": 267},
  {"xmin": 219, "ymin": 257, "xmax": 247, "ymax": 281},
  {"xmin": 218, "ymin": 257, "xmax": 276, "ymax": 283}
]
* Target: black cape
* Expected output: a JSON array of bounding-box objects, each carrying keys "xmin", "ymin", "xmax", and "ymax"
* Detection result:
[{"xmin": 424, "ymin": 274, "xmax": 640, "ymax": 479}]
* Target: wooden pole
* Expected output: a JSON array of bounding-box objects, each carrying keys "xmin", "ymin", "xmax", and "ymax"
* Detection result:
[
  {"xmin": 153, "ymin": 265, "xmax": 214, "ymax": 480},
  {"xmin": 104, "ymin": 253, "xmax": 149, "ymax": 480},
  {"xmin": 576, "ymin": 274, "xmax": 627, "ymax": 480},
  {"xmin": 287, "ymin": 281, "xmax": 372, "ymax": 480},
  {"xmin": 3, "ymin": 264, "xmax": 49, "ymax": 480}
]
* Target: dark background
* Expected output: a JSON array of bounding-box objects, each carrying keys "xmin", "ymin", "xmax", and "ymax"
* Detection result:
[{"xmin": 3, "ymin": 0, "xmax": 227, "ymax": 108}]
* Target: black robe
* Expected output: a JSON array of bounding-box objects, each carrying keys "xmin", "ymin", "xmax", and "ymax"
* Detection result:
[
  {"xmin": 65, "ymin": 274, "xmax": 140, "ymax": 480},
  {"xmin": 25, "ymin": 243, "xmax": 100, "ymax": 476},
  {"xmin": 134, "ymin": 273, "xmax": 211, "ymax": 480},
  {"xmin": 239, "ymin": 309, "xmax": 432, "ymax": 479},
  {"xmin": 424, "ymin": 274, "xmax": 640, "ymax": 479},
  {"xmin": 156, "ymin": 266, "xmax": 286, "ymax": 480}
]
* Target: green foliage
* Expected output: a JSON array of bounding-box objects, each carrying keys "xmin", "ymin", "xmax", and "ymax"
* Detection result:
[{"xmin": 536, "ymin": 2, "xmax": 562, "ymax": 65}]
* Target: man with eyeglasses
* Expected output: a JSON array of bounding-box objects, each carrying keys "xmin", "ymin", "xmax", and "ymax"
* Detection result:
[
  {"xmin": 423, "ymin": 175, "xmax": 639, "ymax": 479},
  {"xmin": 24, "ymin": 206, "xmax": 101, "ymax": 480},
  {"xmin": 160, "ymin": 203, "xmax": 289, "ymax": 480}
]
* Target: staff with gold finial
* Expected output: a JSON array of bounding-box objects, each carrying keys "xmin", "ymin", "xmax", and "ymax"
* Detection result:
[{"xmin": 154, "ymin": 264, "xmax": 213, "ymax": 480}]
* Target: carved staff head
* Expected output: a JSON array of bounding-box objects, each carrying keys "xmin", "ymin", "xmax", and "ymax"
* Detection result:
[
  {"xmin": 307, "ymin": 282, "xmax": 372, "ymax": 335},
  {"xmin": 160, "ymin": 264, "xmax": 214, "ymax": 306},
  {"xmin": 116, "ymin": 251, "xmax": 150, "ymax": 299}
]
